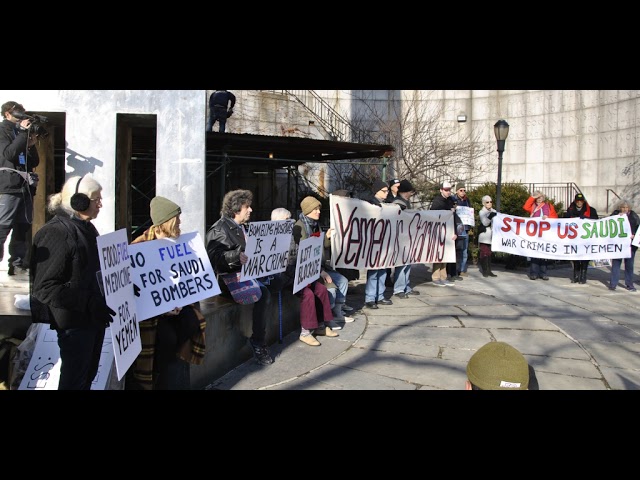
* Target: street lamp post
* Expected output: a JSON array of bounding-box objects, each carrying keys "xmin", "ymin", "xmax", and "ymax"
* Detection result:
[{"xmin": 494, "ymin": 119, "xmax": 510, "ymax": 211}]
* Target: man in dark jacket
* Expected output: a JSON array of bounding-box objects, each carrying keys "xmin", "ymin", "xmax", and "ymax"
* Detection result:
[
  {"xmin": 564, "ymin": 193, "xmax": 599, "ymax": 284},
  {"xmin": 206, "ymin": 90, "xmax": 236, "ymax": 133},
  {"xmin": 391, "ymin": 180, "xmax": 421, "ymax": 298},
  {"xmin": 0, "ymin": 101, "xmax": 40, "ymax": 275},
  {"xmin": 205, "ymin": 189, "xmax": 274, "ymax": 366},
  {"xmin": 430, "ymin": 181, "xmax": 458, "ymax": 286}
]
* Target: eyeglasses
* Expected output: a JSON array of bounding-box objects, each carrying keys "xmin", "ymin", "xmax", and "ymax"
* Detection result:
[
  {"xmin": 90, "ymin": 197, "xmax": 103, "ymax": 204},
  {"xmin": 458, "ymin": 189, "xmax": 466, "ymax": 192},
  {"xmin": 484, "ymin": 200, "xmax": 492, "ymax": 203}
]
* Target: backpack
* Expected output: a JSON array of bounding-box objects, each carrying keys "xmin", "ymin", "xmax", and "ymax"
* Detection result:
[{"xmin": 476, "ymin": 222, "xmax": 486, "ymax": 235}]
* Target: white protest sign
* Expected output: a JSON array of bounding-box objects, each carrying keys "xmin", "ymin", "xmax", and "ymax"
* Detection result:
[
  {"xmin": 19, "ymin": 325, "xmax": 115, "ymax": 390},
  {"xmin": 293, "ymin": 234, "xmax": 324, "ymax": 294},
  {"xmin": 632, "ymin": 224, "xmax": 640, "ymax": 248},
  {"xmin": 241, "ymin": 220, "xmax": 294, "ymax": 281},
  {"xmin": 491, "ymin": 213, "xmax": 633, "ymax": 260},
  {"xmin": 456, "ymin": 205, "xmax": 475, "ymax": 227},
  {"xmin": 97, "ymin": 228, "xmax": 141, "ymax": 381},
  {"xmin": 329, "ymin": 195, "xmax": 456, "ymax": 269},
  {"xmin": 128, "ymin": 231, "xmax": 220, "ymax": 321}
]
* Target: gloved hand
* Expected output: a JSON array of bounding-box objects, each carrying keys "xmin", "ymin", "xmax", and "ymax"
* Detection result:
[
  {"xmin": 226, "ymin": 108, "xmax": 234, "ymax": 118},
  {"xmin": 487, "ymin": 211, "xmax": 497, "ymax": 220},
  {"xmin": 88, "ymin": 295, "xmax": 116, "ymax": 326}
]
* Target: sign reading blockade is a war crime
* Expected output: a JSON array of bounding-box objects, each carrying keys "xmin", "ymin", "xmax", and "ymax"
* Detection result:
[
  {"xmin": 241, "ymin": 219, "xmax": 294, "ymax": 281},
  {"xmin": 128, "ymin": 231, "xmax": 220, "ymax": 321},
  {"xmin": 97, "ymin": 228, "xmax": 141, "ymax": 381},
  {"xmin": 293, "ymin": 234, "xmax": 324, "ymax": 294}
]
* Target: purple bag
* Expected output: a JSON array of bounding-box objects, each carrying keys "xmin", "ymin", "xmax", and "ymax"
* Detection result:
[{"xmin": 221, "ymin": 272, "xmax": 262, "ymax": 305}]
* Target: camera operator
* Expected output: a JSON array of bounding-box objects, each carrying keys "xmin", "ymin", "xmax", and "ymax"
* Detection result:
[{"xmin": 0, "ymin": 101, "xmax": 40, "ymax": 276}]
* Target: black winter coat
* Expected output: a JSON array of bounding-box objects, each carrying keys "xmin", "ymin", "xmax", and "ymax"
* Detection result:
[
  {"xmin": 0, "ymin": 119, "xmax": 40, "ymax": 194},
  {"xmin": 205, "ymin": 216, "xmax": 246, "ymax": 294},
  {"xmin": 30, "ymin": 214, "xmax": 105, "ymax": 330}
]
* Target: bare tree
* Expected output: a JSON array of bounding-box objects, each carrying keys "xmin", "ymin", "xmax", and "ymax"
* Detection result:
[{"xmin": 323, "ymin": 90, "xmax": 496, "ymax": 198}]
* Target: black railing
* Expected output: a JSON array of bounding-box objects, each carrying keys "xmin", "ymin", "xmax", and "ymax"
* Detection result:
[{"xmin": 466, "ymin": 182, "xmax": 582, "ymax": 211}]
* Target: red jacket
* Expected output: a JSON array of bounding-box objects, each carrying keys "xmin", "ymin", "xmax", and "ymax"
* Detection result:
[{"xmin": 523, "ymin": 196, "xmax": 558, "ymax": 218}]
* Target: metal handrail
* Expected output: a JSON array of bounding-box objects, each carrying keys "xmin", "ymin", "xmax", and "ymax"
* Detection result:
[{"xmin": 606, "ymin": 188, "xmax": 621, "ymax": 213}]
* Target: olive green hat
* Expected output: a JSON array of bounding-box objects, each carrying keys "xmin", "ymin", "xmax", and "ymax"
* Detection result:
[
  {"xmin": 150, "ymin": 196, "xmax": 181, "ymax": 226},
  {"xmin": 466, "ymin": 341, "xmax": 529, "ymax": 390}
]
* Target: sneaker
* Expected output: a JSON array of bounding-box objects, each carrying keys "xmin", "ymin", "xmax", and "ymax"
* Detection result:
[
  {"xmin": 459, "ymin": 272, "xmax": 468, "ymax": 277},
  {"xmin": 407, "ymin": 290, "xmax": 420, "ymax": 295},
  {"xmin": 378, "ymin": 299, "xmax": 393, "ymax": 305},
  {"xmin": 315, "ymin": 326, "xmax": 338, "ymax": 337},
  {"xmin": 249, "ymin": 340, "xmax": 274, "ymax": 366},
  {"xmin": 365, "ymin": 301, "xmax": 379, "ymax": 309},
  {"xmin": 626, "ymin": 286, "xmax": 637, "ymax": 292},
  {"xmin": 540, "ymin": 276, "xmax": 550, "ymax": 281},
  {"xmin": 528, "ymin": 275, "xmax": 537, "ymax": 280},
  {"xmin": 442, "ymin": 280, "xmax": 455, "ymax": 286},
  {"xmin": 299, "ymin": 334, "xmax": 321, "ymax": 346},
  {"xmin": 395, "ymin": 292, "xmax": 410, "ymax": 299},
  {"xmin": 342, "ymin": 315, "xmax": 355, "ymax": 323},
  {"xmin": 341, "ymin": 304, "xmax": 354, "ymax": 312},
  {"xmin": 325, "ymin": 320, "xmax": 343, "ymax": 330},
  {"xmin": 608, "ymin": 286, "xmax": 617, "ymax": 291},
  {"xmin": 432, "ymin": 280, "xmax": 446, "ymax": 287}
]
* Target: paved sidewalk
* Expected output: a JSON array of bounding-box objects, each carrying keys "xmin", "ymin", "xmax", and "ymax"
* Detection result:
[{"xmin": 209, "ymin": 261, "xmax": 640, "ymax": 390}]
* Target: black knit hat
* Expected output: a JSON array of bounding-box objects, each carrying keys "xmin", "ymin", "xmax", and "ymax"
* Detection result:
[
  {"xmin": 398, "ymin": 179, "xmax": 415, "ymax": 193},
  {"xmin": 372, "ymin": 180, "xmax": 388, "ymax": 194}
]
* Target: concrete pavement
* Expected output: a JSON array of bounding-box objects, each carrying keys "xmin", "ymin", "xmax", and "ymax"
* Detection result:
[{"xmin": 208, "ymin": 261, "xmax": 640, "ymax": 390}]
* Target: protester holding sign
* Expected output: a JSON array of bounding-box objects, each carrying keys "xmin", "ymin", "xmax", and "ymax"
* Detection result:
[
  {"xmin": 478, "ymin": 195, "xmax": 498, "ymax": 278},
  {"xmin": 272, "ymin": 208, "xmax": 337, "ymax": 346},
  {"xmin": 294, "ymin": 196, "xmax": 349, "ymax": 328},
  {"xmin": 609, "ymin": 200, "xmax": 640, "ymax": 292},
  {"xmin": 430, "ymin": 181, "xmax": 459, "ymax": 287},
  {"xmin": 565, "ymin": 193, "xmax": 599, "ymax": 284},
  {"xmin": 127, "ymin": 196, "xmax": 206, "ymax": 389},
  {"xmin": 206, "ymin": 189, "xmax": 274, "ymax": 366},
  {"xmin": 30, "ymin": 175, "xmax": 115, "ymax": 390},
  {"xmin": 523, "ymin": 191, "xmax": 558, "ymax": 280},
  {"xmin": 453, "ymin": 183, "xmax": 471, "ymax": 277}
]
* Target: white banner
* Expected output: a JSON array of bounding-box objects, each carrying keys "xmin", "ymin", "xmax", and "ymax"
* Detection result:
[
  {"xmin": 632, "ymin": 224, "xmax": 640, "ymax": 247},
  {"xmin": 456, "ymin": 205, "xmax": 475, "ymax": 227},
  {"xmin": 241, "ymin": 220, "xmax": 294, "ymax": 281},
  {"xmin": 18, "ymin": 325, "xmax": 115, "ymax": 390},
  {"xmin": 491, "ymin": 213, "xmax": 633, "ymax": 260},
  {"xmin": 329, "ymin": 195, "xmax": 455, "ymax": 269},
  {"xmin": 293, "ymin": 234, "xmax": 324, "ymax": 294},
  {"xmin": 97, "ymin": 229, "xmax": 141, "ymax": 381},
  {"xmin": 128, "ymin": 232, "xmax": 220, "ymax": 321}
]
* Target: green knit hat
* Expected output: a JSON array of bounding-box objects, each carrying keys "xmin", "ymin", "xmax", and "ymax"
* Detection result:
[
  {"xmin": 300, "ymin": 196, "xmax": 322, "ymax": 216},
  {"xmin": 150, "ymin": 196, "xmax": 181, "ymax": 226},
  {"xmin": 466, "ymin": 341, "xmax": 529, "ymax": 390}
]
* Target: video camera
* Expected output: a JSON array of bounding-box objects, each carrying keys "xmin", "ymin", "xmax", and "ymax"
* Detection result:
[{"xmin": 12, "ymin": 111, "xmax": 50, "ymax": 138}]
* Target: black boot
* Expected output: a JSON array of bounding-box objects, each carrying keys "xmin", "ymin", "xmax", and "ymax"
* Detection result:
[
  {"xmin": 571, "ymin": 261, "xmax": 580, "ymax": 283},
  {"xmin": 7, "ymin": 264, "xmax": 15, "ymax": 276},
  {"xmin": 486, "ymin": 258, "xmax": 497, "ymax": 277},
  {"xmin": 579, "ymin": 262, "xmax": 588, "ymax": 284},
  {"xmin": 480, "ymin": 257, "xmax": 490, "ymax": 277}
]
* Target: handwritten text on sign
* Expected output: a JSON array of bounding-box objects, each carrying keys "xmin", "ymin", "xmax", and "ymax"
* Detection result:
[
  {"xmin": 97, "ymin": 228, "xmax": 141, "ymax": 380},
  {"xmin": 128, "ymin": 231, "xmax": 220, "ymax": 321},
  {"xmin": 329, "ymin": 195, "xmax": 455, "ymax": 269},
  {"xmin": 491, "ymin": 213, "xmax": 633, "ymax": 260},
  {"xmin": 293, "ymin": 234, "xmax": 324, "ymax": 294},
  {"xmin": 241, "ymin": 220, "xmax": 294, "ymax": 281}
]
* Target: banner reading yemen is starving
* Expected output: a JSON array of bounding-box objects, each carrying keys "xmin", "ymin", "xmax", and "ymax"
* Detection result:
[
  {"xmin": 491, "ymin": 213, "xmax": 633, "ymax": 260},
  {"xmin": 329, "ymin": 195, "xmax": 455, "ymax": 269}
]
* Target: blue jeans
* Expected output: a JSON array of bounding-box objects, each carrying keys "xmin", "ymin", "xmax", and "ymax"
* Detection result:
[
  {"xmin": 207, "ymin": 106, "xmax": 228, "ymax": 132},
  {"xmin": 610, "ymin": 248, "xmax": 636, "ymax": 288},
  {"xmin": 56, "ymin": 324, "xmax": 106, "ymax": 390},
  {"xmin": 326, "ymin": 270, "xmax": 348, "ymax": 307},
  {"xmin": 459, "ymin": 234, "xmax": 470, "ymax": 273},
  {"xmin": 393, "ymin": 264, "xmax": 413, "ymax": 294},
  {"xmin": 529, "ymin": 257, "xmax": 548, "ymax": 278},
  {"xmin": 365, "ymin": 269, "xmax": 387, "ymax": 303}
]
